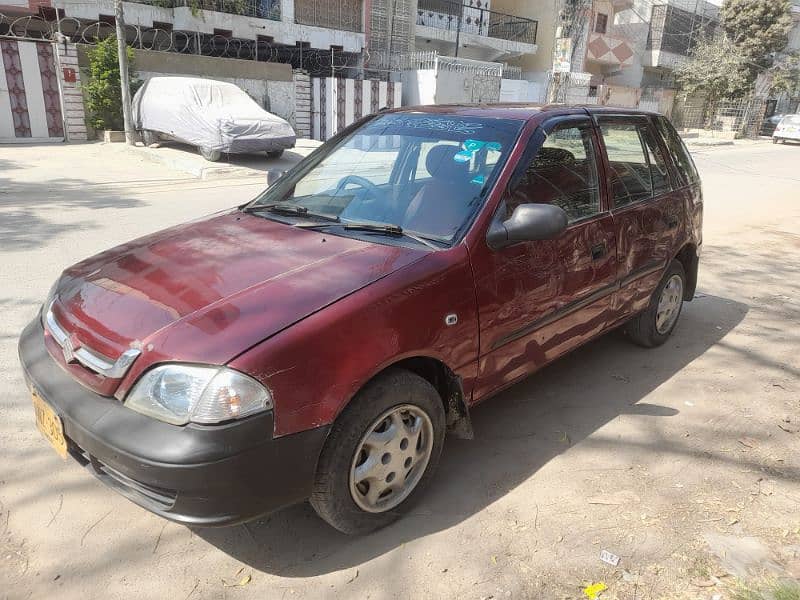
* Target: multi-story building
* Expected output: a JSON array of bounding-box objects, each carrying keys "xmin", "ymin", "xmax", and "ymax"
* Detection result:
[{"xmin": 643, "ymin": 0, "xmax": 719, "ymax": 89}]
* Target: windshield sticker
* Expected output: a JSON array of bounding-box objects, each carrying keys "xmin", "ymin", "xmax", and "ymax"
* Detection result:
[
  {"xmin": 471, "ymin": 174, "xmax": 486, "ymax": 184},
  {"xmin": 463, "ymin": 139, "xmax": 486, "ymax": 152},
  {"xmin": 378, "ymin": 115, "xmax": 486, "ymax": 135},
  {"xmin": 486, "ymin": 141, "xmax": 502, "ymax": 152},
  {"xmin": 453, "ymin": 150, "xmax": 473, "ymax": 163}
]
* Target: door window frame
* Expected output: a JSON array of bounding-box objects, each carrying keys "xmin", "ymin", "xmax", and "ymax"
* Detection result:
[
  {"xmin": 501, "ymin": 114, "xmax": 611, "ymax": 229},
  {"xmin": 594, "ymin": 114, "xmax": 662, "ymax": 212}
]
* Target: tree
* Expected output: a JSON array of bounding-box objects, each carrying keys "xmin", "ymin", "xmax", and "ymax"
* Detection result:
[
  {"xmin": 768, "ymin": 52, "xmax": 800, "ymax": 96},
  {"xmin": 674, "ymin": 35, "xmax": 750, "ymax": 102},
  {"xmin": 720, "ymin": 0, "xmax": 793, "ymax": 87},
  {"xmin": 84, "ymin": 36, "xmax": 139, "ymax": 131}
]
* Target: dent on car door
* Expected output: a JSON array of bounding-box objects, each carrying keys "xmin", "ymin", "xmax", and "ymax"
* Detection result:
[
  {"xmin": 597, "ymin": 117, "xmax": 680, "ymax": 317},
  {"xmin": 471, "ymin": 117, "xmax": 618, "ymax": 401}
]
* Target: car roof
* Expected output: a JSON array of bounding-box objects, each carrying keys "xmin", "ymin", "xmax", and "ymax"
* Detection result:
[{"xmin": 388, "ymin": 103, "xmax": 663, "ymax": 122}]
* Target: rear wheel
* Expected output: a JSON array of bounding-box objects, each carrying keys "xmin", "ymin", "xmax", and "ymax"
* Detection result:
[
  {"xmin": 199, "ymin": 147, "xmax": 221, "ymax": 162},
  {"xmin": 310, "ymin": 369, "xmax": 445, "ymax": 534},
  {"xmin": 624, "ymin": 260, "xmax": 686, "ymax": 348},
  {"xmin": 266, "ymin": 149, "xmax": 284, "ymax": 159}
]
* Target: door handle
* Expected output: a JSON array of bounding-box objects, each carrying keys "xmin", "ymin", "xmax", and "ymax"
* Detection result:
[{"xmin": 591, "ymin": 243, "xmax": 606, "ymax": 261}]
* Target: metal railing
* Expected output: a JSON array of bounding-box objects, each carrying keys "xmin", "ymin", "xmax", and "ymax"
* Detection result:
[
  {"xmin": 131, "ymin": 0, "xmax": 281, "ymax": 21},
  {"xmin": 294, "ymin": 0, "xmax": 363, "ymax": 32},
  {"xmin": 416, "ymin": 0, "xmax": 537, "ymax": 45}
]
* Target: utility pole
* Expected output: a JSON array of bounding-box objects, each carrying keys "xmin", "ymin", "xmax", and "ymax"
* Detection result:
[
  {"xmin": 114, "ymin": 0, "xmax": 136, "ymax": 145},
  {"xmin": 454, "ymin": 2, "xmax": 464, "ymax": 57}
]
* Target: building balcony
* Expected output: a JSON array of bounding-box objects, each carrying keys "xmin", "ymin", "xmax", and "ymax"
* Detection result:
[
  {"xmin": 586, "ymin": 31, "xmax": 634, "ymax": 67},
  {"xmin": 122, "ymin": 0, "xmax": 364, "ymax": 51},
  {"xmin": 415, "ymin": 0, "xmax": 538, "ymax": 61},
  {"xmin": 133, "ymin": 0, "xmax": 282, "ymax": 21}
]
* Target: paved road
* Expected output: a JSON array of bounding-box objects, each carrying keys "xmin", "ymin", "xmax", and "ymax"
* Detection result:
[{"xmin": 1, "ymin": 140, "xmax": 798, "ymax": 599}]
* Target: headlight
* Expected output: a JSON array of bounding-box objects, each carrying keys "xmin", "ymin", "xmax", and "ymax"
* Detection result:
[{"xmin": 125, "ymin": 364, "xmax": 272, "ymax": 425}]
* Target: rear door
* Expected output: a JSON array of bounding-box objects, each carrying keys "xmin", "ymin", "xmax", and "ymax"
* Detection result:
[{"xmin": 596, "ymin": 115, "xmax": 681, "ymax": 317}]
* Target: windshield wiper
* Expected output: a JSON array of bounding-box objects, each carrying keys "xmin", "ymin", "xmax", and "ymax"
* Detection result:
[
  {"xmin": 297, "ymin": 220, "xmax": 442, "ymax": 250},
  {"xmin": 245, "ymin": 204, "xmax": 339, "ymax": 222}
]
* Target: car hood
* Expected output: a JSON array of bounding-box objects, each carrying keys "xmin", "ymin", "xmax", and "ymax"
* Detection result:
[{"xmin": 52, "ymin": 211, "xmax": 424, "ymax": 394}]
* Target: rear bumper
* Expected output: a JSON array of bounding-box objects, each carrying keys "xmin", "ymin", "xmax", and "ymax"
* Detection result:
[{"xmin": 18, "ymin": 317, "xmax": 329, "ymax": 527}]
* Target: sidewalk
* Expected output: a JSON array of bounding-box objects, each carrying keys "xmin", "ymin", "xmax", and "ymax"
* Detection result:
[{"xmin": 121, "ymin": 138, "xmax": 322, "ymax": 179}]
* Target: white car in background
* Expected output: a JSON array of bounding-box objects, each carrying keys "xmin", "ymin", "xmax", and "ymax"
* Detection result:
[
  {"xmin": 773, "ymin": 114, "xmax": 800, "ymax": 144},
  {"xmin": 132, "ymin": 76, "xmax": 296, "ymax": 161}
]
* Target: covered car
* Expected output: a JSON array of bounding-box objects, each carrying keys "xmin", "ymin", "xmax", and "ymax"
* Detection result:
[
  {"xmin": 773, "ymin": 114, "xmax": 800, "ymax": 144},
  {"xmin": 132, "ymin": 76, "xmax": 296, "ymax": 161}
]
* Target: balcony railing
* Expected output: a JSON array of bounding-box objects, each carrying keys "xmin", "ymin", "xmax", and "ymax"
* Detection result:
[
  {"xmin": 416, "ymin": 0, "xmax": 537, "ymax": 45},
  {"xmin": 133, "ymin": 0, "xmax": 281, "ymax": 21}
]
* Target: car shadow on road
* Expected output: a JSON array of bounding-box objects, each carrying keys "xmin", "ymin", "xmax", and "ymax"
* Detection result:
[{"xmin": 198, "ymin": 294, "xmax": 750, "ymax": 577}]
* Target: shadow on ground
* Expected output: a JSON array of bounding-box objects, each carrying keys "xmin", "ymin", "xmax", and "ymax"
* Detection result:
[
  {"xmin": 147, "ymin": 140, "xmax": 314, "ymax": 174},
  {"xmin": 0, "ymin": 157, "xmax": 143, "ymax": 252},
  {"xmin": 198, "ymin": 293, "xmax": 750, "ymax": 577}
]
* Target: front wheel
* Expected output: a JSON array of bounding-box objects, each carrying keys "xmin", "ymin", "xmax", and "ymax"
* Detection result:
[
  {"xmin": 310, "ymin": 369, "xmax": 446, "ymax": 534},
  {"xmin": 624, "ymin": 260, "xmax": 686, "ymax": 348},
  {"xmin": 199, "ymin": 147, "xmax": 221, "ymax": 162},
  {"xmin": 142, "ymin": 129, "xmax": 159, "ymax": 146}
]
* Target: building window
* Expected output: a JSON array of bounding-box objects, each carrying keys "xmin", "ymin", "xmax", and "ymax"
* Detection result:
[{"xmin": 595, "ymin": 13, "xmax": 608, "ymax": 34}]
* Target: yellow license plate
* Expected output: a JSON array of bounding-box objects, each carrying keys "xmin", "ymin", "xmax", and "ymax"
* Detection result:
[{"xmin": 32, "ymin": 390, "xmax": 68, "ymax": 459}]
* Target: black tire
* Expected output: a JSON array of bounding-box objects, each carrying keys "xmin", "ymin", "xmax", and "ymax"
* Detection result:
[
  {"xmin": 266, "ymin": 149, "xmax": 284, "ymax": 159},
  {"xmin": 199, "ymin": 147, "xmax": 221, "ymax": 162},
  {"xmin": 310, "ymin": 368, "xmax": 446, "ymax": 535},
  {"xmin": 773, "ymin": 137, "xmax": 779, "ymax": 144},
  {"xmin": 142, "ymin": 129, "xmax": 159, "ymax": 146},
  {"xmin": 624, "ymin": 259, "xmax": 686, "ymax": 348}
]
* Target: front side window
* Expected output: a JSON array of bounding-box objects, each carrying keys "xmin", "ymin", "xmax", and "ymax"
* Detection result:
[
  {"xmin": 246, "ymin": 113, "xmax": 523, "ymax": 246},
  {"xmin": 510, "ymin": 121, "xmax": 601, "ymax": 222},
  {"xmin": 599, "ymin": 121, "xmax": 652, "ymax": 207}
]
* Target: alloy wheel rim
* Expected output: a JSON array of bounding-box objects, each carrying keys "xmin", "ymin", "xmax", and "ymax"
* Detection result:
[
  {"xmin": 349, "ymin": 404, "xmax": 434, "ymax": 513},
  {"xmin": 655, "ymin": 274, "xmax": 684, "ymax": 334}
]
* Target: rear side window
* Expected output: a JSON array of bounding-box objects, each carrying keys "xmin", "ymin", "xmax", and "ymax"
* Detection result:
[
  {"xmin": 655, "ymin": 116, "xmax": 699, "ymax": 187},
  {"xmin": 599, "ymin": 121, "xmax": 652, "ymax": 207},
  {"xmin": 510, "ymin": 120, "xmax": 601, "ymax": 222},
  {"xmin": 640, "ymin": 126, "xmax": 672, "ymax": 195}
]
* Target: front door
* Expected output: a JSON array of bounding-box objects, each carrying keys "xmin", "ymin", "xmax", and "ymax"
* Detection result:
[{"xmin": 472, "ymin": 115, "xmax": 618, "ymax": 401}]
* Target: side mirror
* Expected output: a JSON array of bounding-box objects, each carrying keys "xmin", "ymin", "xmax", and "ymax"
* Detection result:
[
  {"xmin": 266, "ymin": 169, "xmax": 285, "ymax": 187},
  {"xmin": 486, "ymin": 203, "xmax": 568, "ymax": 249}
]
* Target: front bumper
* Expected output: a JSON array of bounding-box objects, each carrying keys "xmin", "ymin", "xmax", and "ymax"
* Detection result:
[
  {"xmin": 226, "ymin": 135, "xmax": 296, "ymax": 154},
  {"xmin": 18, "ymin": 317, "xmax": 329, "ymax": 527}
]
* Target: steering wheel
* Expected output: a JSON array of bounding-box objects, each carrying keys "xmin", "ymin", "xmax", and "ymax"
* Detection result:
[{"xmin": 335, "ymin": 175, "xmax": 381, "ymax": 200}]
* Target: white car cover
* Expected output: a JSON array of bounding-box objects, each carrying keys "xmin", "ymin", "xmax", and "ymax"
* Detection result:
[{"xmin": 132, "ymin": 76, "xmax": 296, "ymax": 154}]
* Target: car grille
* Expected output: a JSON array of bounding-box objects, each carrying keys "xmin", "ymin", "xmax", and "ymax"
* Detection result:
[{"xmin": 70, "ymin": 444, "xmax": 177, "ymax": 511}]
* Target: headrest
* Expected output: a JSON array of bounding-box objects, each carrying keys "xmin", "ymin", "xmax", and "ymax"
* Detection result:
[
  {"xmin": 425, "ymin": 144, "xmax": 470, "ymax": 183},
  {"xmin": 533, "ymin": 146, "xmax": 576, "ymax": 168}
]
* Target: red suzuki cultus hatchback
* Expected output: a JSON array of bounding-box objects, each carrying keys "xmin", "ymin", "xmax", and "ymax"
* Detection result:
[{"xmin": 20, "ymin": 105, "xmax": 702, "ymax": 534}]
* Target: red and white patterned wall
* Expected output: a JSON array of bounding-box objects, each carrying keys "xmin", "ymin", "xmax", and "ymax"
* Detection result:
[{"xmin": 1, "ymin": 38, "xmax": 64, "ymax": 141}]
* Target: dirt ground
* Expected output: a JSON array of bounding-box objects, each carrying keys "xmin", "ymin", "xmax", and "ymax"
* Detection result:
[{"xmin": 0, "ymin": 140, "xmax": 798, "ymax": 600}]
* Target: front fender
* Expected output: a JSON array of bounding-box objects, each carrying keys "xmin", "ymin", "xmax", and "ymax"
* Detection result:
[{"xmin": 229, "ymin": 245, "xmax": 479, "ymax": 437}]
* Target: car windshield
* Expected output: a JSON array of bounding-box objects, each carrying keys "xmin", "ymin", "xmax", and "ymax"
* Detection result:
[
  {"xmin": 781, "ymin": 115, "xmax": 800, "ymax": 125},
  {"xmin": 245, "ymin": 113, "xmax": 524, "ymax": 246}
]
